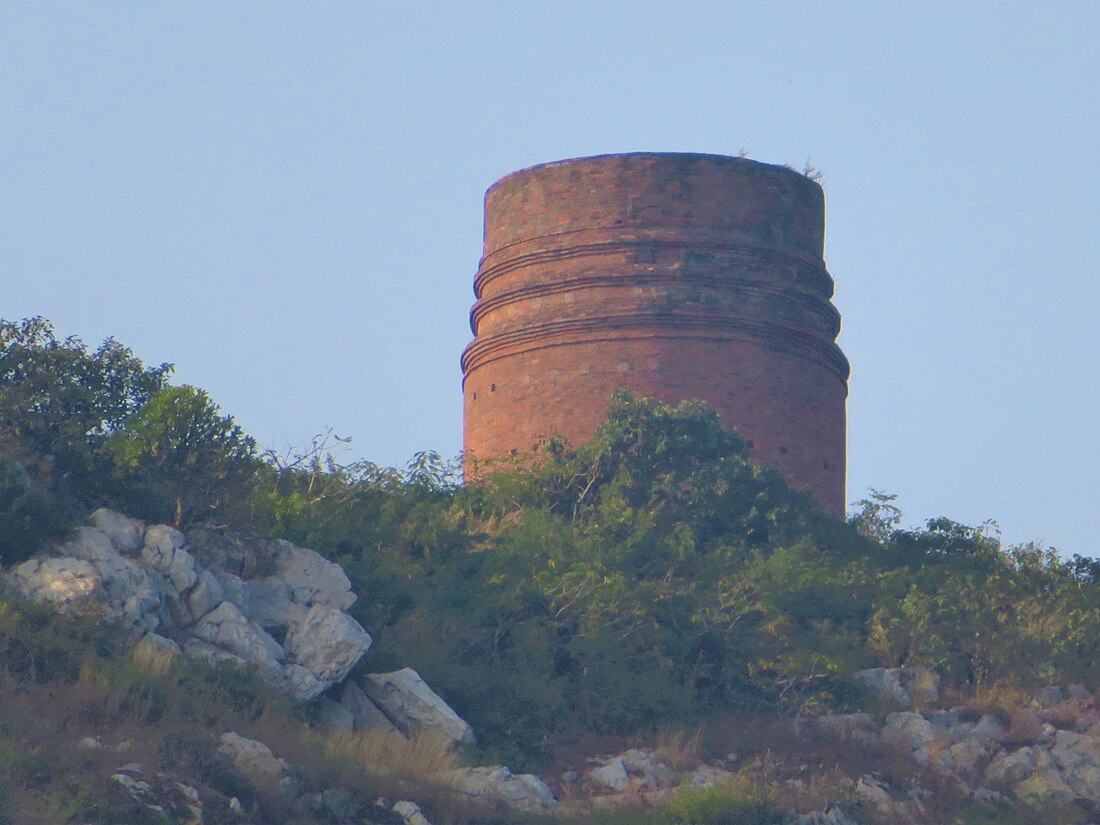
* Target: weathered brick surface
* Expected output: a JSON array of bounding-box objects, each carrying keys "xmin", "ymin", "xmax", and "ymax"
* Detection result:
[{"xmin": 462, "ymin": 153, "xmax": 849, "ymax": 516}]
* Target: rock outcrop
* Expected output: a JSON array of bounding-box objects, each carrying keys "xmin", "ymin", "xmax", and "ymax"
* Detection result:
[{"xmin": 7, "ymin": 510, "xmax": 371, "ymax": 702}]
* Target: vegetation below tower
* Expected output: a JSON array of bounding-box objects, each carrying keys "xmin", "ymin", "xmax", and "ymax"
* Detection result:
[{"xmin": 1, "ymin": 318, "xmax": 1099, "ymax": 823}]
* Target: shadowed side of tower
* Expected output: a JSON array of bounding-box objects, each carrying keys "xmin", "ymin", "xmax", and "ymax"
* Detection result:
[{"xmin": 461, "ymin": 153, "xmax": 850, "ymax": 516}]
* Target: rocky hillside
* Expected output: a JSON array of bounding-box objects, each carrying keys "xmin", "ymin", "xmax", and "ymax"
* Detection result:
[{"xmin": 4, "ymin": 508, "xmax": 1100, "ymax": 825}]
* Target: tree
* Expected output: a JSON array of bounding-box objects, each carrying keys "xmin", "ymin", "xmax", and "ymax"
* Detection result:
[
  {"xmin": 0, "ymin": 317, "xmax": 172, "ymax": 560},
  {"xmin": 108, "ymin": 385, "xmax": 257, "ymax": 526}
]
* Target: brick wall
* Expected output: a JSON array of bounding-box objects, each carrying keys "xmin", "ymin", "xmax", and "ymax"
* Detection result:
[{"xmin": 462, "ymin": 153, "xmax": 850, "ymax": 516}]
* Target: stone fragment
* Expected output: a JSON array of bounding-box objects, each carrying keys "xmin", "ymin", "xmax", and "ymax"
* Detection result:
[
  {"xmin": 362, "ymin": 668, "xmax": 475, "ymax": 748},
  {"xmin": 437, "ymin": 766, "xmax": 557, "ymax": 812}
]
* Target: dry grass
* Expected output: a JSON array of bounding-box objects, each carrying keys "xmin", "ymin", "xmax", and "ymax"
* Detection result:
[
  {"xmin": 654, "ymin": 727, "xmax": 702, "ymax": 770},
  {"xmin": 325, "ymin": 728, "xmax": 460, "ymax": 782}
]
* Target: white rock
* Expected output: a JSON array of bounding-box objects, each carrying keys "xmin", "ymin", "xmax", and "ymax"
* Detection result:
[
  {"xmin": 588, "ymin": 757, "xmax": 630, "ymax": 792},
  {"xmin": 934, "ymin": 739, "xmax": 989, "ymax": 776},
  {"xmin": 619, "ymin": 748, "xmax": 676, "ymax": 789},
  {"xmin": 185, "ymin": 569, "xmax": 226, "ymax": 623},
  {"xmin": 436, "ymin": 766, "xmax": 557, "ymax": 812},
  {"xmin": 815, "ymin": 713, "xmax": 877, "ymax": 743},
  {"xmin": 89, "ymin": 509, "xmax": 145, "ymax": 554},
  {"xmin": 987, "ymin": 747, "xmax": 1040, "ymax": 786},
  {"xmin": 393, "ymin": 800, "xmax": 433, "ymax": 825},
  {"xmin": 883, "ymin": 712, "xmax": 939, "ymax": 754},
  {"xmin": 276, "ymin": 663, "xmax": 326, "ymax": 703},
  {"xmin": 183, "ymin": 639, "xmax": 247, "ymax": 668},
  {"xmin": 192, "ymin": 602, "xmax": 284, "ymax": 671},
  {"xmin": 855, "ymin": 668, "xmax": 911, "ymax": 707},
  {"xmin": 269, "ymin": 540, "xmax": 355, "ymax": 610},
  {"xmin": 1015, "ymin": 768, "xmax": 1077, "ymax": 805},
  {"xmin": 362, "ymin": 668, "xmax": 474, "ymax": 748},
  {"xmin": 283, "ymin": 604, "xmax": 372, "ymax": 688},
  {"xmin": 10, "ymin": 557, "xmax": 104, "ymax": 606},
  {"xmin": 1050, "ymin": 729, "xmax": 1100, "ymax": 801},
  {"xmin": 218, "ymin": 732, "xmax": 289, "ymax": 780},
  {"xmin": 968, "ymin": 714, "xmax": 1006, "ymax": 744},
  {"xmin": 141, "ymin": 528, "xmax": 198, "ymax": 593},
  {"xmin": 214, "ymin": 571, "xmax": 250, "ymax": 614},
  {"xmin": 248, "ymin": 578, "xmax": 306, "ymax": 629},
  {"xmin": 56, "ymin": 526, "xmax": 119, "ymax": 566},
  {"xmin": 133, "ymin": 632, "xmax": 182, "ymax": 659},
  {"xmin": 904, "ymin": 666, "xmax": 941, "ymax": 704},
  {"xmin": 340, "ymin": 680, "xmax": 401, "ymax": 734}
]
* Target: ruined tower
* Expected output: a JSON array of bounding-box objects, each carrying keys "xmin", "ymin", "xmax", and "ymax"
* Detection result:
[{"xmin": 461, "ymin": 152, "xmax": 849, "ymax": 516}]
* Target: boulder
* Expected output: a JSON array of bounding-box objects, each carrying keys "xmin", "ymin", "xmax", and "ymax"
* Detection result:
[
  {"xmin": 362, "ymin": 668, "xmax": 475, "ymax": 748},
  {"xmin": 1049, "ymin": 729, "xmax": 1100, "ymax": 802},
  {"xmin": 620, "ymin": 748, "xmax": 677, "ymax": 789},
  {"xmin": 283, "ymin": 604, "xmax": 371, "ymax": 689},
  {"xmin": 814, "ymin": 713, "xmax": 877, "ymax": 743},
  {"xmin": 588, "ymin": 757, "xmax": 630, "ymax": 792},
  {"xmin": 1015, "ymin": 768, "xmax": 1077, "ymax": 805},
  {"xmin": 393, "ymin": 800, "xmax": 433, "ymax": 825},
  {"xmin": 192, "ymin": 602, "xmax": 284, "ymax": 672},
  {"xmin": 10, "ymin": 557, "xmax": 104, "ymax": 606},
  {"xmin": 855, "ymin": 668, "xmax": 910, "ymax": 707},
  {"xmin": 933, "ymin": 739, "xmax": 989, "ymax": 776},
  {"xmin": 141, "ymin": 527, "xmax": 197, "ymax": 593},
  {"xmin": 987, "ymin": 747, "xmax": 1041, "ymax": 786},
  {"xmin": 436, "ymin": 766, "xmax": 556, "ymax": 813},
  {"xmin": 89, "ymin": 508, "xmax": 144, "ymax": 554},
  {"xmin": 249, "ymin": 540, "xmax": 355, "ymax": 630},
  {"xmin": 340, "ymin": 679, "xmax": 401, "ymax": 734},
  {"xmin": 218, "ymin": 732, "xmax": 289, "ymax": 780},
  {"xmin": 185, "ymin": 568, "xmax": 226, "ymax": 623},
  {"xmin": 882, "ymin": 712, "xmax": 939, "ymax": 756}
]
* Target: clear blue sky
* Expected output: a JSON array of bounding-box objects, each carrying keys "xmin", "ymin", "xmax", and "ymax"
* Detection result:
[{"xmin": 3, "ymin": 2, "xmax": 1098, "ymax": 554}]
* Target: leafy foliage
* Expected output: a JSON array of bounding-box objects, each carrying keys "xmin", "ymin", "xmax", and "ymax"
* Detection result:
[
  {"xmin": 0, "ymin": 317, "xmax": 171, "ymax": 561},
  {"xmin": 107, "ymin": 385, "xmax": 258, "ymax": 526}
]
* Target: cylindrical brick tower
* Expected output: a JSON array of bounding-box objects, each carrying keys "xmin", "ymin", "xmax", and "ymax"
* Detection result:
[{"xmin": 461, "ymin": 152, "xmax": 849, "ymax": 516}]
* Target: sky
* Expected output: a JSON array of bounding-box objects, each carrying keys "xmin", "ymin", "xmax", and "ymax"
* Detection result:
[{"xmin": 3, "ymin": 2, "xmax": 1098, "ymax": 555}]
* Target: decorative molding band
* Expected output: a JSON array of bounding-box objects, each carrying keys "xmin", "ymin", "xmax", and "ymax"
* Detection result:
[
  {"xmin": 469, "ymin": 273, "xmax": 842, "ymax": 338},
  {"xmin": 460, "ymin": 312, "xmax": 851, "ymax": 382},
  {"xmin": 474, "ymin": 237, "xmax": 833, "ymax": 299}
]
